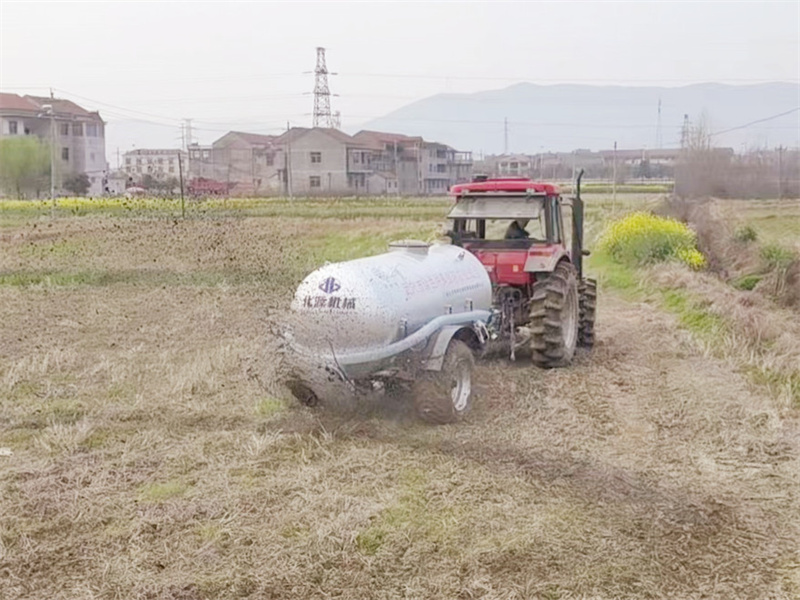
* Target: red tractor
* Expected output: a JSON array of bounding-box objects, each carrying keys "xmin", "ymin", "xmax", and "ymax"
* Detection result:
[{"xmin": 446, "ymin": 172, "xmax": 596, "ymax": 367}]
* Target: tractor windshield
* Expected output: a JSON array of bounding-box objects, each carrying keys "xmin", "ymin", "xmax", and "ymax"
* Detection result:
[{"xmin": 447, "ymin": 194, "xmax": 547, "ymax": 243}]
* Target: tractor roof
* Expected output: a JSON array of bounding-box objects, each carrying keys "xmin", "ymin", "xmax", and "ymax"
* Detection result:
[{"xmin": 450, "ymin": 178, "xmax": 559, "ymax": 196}]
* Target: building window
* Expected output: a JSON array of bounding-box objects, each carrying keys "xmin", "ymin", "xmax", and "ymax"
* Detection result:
[
  {"xmin": 8, "ymin": 121, "xmax": 18, "ymax": 134},
  {"xmin": 310, "ymin": 152, "xmax": 322, "ymax": 164},
  {"xmin": 136, "ymin": 159, "xmax": 142, "ymax": 166},
  {"xmin": 169, "ymin": 166, "xmax": 175, "ymax": 173},
  {"xmin": 310, "ymin": 175, "xmax": 321, "ymax": 188},
  {"xmin": 60, "ymin": 123, "xmax": 69, "ymax": 136},
  {"xmin": 125, "ymin": 158, "xmax": 131, "ymax": 165},
  {"xmin": 73, "ymin": 123, "xmax": 83, "ymax": 136},
  {"xmin": 85, "ymin": 123, "xmax": 98, "ymax": 137},
  {"xmin": 90, "ymin": 153, "xmax": 95, "ymax": 162},
  {"xmin": 266, "ymin": 155, "xmax": 274, "ymax": 166},
  {"xmin": 61, "ymin": 148, "xmax": 69, "ymax": 161},
  {"xmin": 157, "ymin": 158, "xmax": 164, "ymax": 164}
]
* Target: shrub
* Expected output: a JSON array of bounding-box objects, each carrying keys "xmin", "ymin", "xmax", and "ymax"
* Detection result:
[
  {"xmin": 598, "ymin": 211, "xmax": 706, "ymax": 269},
  {"xmin": 760, "ymin": 244, "xmax": 796, "ymax": 271},
  {"xmin": 733, "ymin": 225, "xmax": 758, "ymax": 243}
]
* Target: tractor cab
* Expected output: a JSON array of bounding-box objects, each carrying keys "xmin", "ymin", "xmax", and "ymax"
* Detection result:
[{"xmin": 446, "ymin": 178, "xmax": 572, "ymax": 287}]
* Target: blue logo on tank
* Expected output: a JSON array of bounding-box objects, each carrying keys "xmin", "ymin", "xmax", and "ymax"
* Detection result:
[{"xmin": 319, "ymin": 277, "xmax": 341, "ymax": 294}]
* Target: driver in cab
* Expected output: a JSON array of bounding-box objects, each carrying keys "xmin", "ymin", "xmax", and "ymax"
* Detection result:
[{"xmin": 504, "ymin": 219, "xmax": 530, "ymax": 240}]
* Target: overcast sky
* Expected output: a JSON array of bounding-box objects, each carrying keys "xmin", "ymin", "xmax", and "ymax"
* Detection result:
[{"xmin": 2, "ymin": 0, "xmax": 798, "ymax": 151}]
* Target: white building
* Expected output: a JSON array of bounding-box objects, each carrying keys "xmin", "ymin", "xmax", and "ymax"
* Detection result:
[{"xmin": 123, "ymin": 148, "xmax": 187, "ymax": 181}]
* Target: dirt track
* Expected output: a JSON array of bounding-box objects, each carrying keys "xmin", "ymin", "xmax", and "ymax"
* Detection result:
[
  {"xmin": 456, "ymin": 293, "xmax": 800, "ymax": 596},
  {"xmin": 1, "ymin": 213, "xmax": 798, "ymax": 598}
]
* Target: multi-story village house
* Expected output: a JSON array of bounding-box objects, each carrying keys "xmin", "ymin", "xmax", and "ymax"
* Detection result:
[
  {"xmin": 182, "ymin": 126, "xmax": 473, "ymax": 196},
  {"xmin": 123, "ymin": 148, "xmax": 187, "ymax": 182},
  {"xmin": 0, "ymin": 93, "xmax": 107, "ymax": 195}
]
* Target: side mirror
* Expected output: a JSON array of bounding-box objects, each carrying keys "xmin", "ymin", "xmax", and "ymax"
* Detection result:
[{"xmin": 582, "ymin": 249, "xmax": 591, "ymax": 256}]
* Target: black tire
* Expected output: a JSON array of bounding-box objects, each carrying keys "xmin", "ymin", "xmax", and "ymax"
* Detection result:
[
  {"xmin": 414, "ymin": 339, "xmax": 475, "ymax": 424},
  {"xmin": 579, "ymin": 278, "xmax": 597, "ymax": 348},
  {"xmin": 529, "ymin": 261, "xmax": 580, "ymax": 368}
]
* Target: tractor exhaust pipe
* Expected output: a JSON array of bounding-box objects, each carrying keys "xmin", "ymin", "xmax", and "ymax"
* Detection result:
[{"xmin": 572, "ymin": 169, "xmax": 585, "ymax": 279}]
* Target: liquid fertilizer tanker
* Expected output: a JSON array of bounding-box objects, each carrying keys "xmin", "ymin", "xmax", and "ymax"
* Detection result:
[
  {"xmin": 283, "ymin": 174, "xmax": 596, "ymax": 423},
  {"xmin": 283, "ymin": 241, "xmax": 494, "ymax": 423}
]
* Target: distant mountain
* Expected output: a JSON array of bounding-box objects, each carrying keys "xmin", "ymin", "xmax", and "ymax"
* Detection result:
[{"xmin": 360, "ymin": 83, "xmax": 800, "ymax": 154}]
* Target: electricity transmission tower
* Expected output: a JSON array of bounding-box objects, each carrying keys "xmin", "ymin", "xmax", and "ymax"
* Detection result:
[
  {"xmin": 312, "ymin": 47, "xmax": 335, "ymax": 128},
  {"xmin": 680, "ymin": 114, "xmax": 691, "ymax": 149}
]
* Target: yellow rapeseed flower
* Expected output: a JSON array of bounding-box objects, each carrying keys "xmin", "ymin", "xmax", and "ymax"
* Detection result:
[{"xmin": 599, "ymin": 211, "xmax": 705, "ymax": 269}]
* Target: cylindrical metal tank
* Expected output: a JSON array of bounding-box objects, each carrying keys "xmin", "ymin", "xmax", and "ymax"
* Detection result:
[{"xmin": 289, "ymin": 241, "xmax": 492, "ymax": 360}]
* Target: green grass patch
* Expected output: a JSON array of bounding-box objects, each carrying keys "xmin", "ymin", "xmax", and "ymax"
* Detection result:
[
  {"xmin": 0, "ymin": 269, "xmax": 263, "ymax": 288},
  {"xmin": 660, "ymin": 290, "xmax": 726, "ymax": 340},
  {"xmin": 562, "ymin": 183, "xmax": 674, "ymax": 194},
  {"xmin": 0, "ymin": 196, "xmax": 452, "ymax": 223},
  {"xmin": 309, "ymin": 225, "xmax": 440, "ymax": 263},
  {"xmin": 587, "ymin": 251, "xmax": 639, "ymax": 295},
  {"xmin": 255, "ymin": 397, "xmax": 285, "ymax": 418},
  {"xmin": 139, "ymin": 480, "xmax": 188, "ymax": 502},
  {"xmin": 356, "ymin": 467, "xmax": 459, "ymax": 556},
  {"xmin": 733, "ymin": 274, "xmax": 763, "ymax": 291}
]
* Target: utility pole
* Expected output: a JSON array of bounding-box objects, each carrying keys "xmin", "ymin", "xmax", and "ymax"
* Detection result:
[
  {"xmin": 778, "ymin": 145, "xmax": 784, "ymax": 200},
  {"xmin": 177, "ymin": 151, "xmax": 185, "ymax": 218},
  {"xmin": 312, "ymin": 47, "xmax": 334, "ymax": 128},
  {"xmin": 612, "ymin": 141, "xmax": 618, "ymax": 210},
  {"xmin": 656, "ymin": 98, "xmax": 663, "ymax": 149},
  {"xmin": 286, "ymin": 121, "xmax": 293, "ymax": 199},
  {"xmin": 503, "ymin": 117, "xmax": 508, "ymax": 155},
  {"xmin": 40, "ymin": 104, "xmax": 56, "ymax": 202}
]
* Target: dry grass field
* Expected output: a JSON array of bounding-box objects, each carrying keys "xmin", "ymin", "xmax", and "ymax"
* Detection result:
[{"xmin": 1, "ymin": 196, "xmax": 799, "ymax": 599}]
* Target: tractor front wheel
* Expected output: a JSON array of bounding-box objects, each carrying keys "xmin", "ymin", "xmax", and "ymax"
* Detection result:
[
  {"xmin": 530, "ymin": 262, "xmax": 580, "ymax": 368},
  {"xmin": 414, "ymin": 340, "xmax": 474, "ymax": 424}
]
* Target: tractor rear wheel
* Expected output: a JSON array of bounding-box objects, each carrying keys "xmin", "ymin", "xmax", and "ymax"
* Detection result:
[
  {"xmin": 530, "ymin": 261, "xmax": 579, "ymax": 368},
  {"xmin": 414, "ymin": 339, "xmax": 474, "ymax": 424},
  {"xmin": 579, "ymin": 278, "xmax": 597, "ymax": 348}
]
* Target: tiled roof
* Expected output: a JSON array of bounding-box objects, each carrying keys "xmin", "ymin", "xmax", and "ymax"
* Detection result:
[
  {"xmin": 0, "ymin": 93, "xmax": 41, "ymax": 112},
  {"xmin": 353, "ymin": 130, "xmax": 424, "ymax": 150},
  {"xmin": 227, "ymin": 131, "xmax": 277, "ymax": 145},
  {"xmin": 25, "ymin": 96, "xmax": 102, "ymax": 120},
  {"xmin": 272, "ymin": 127, "xmax": 311, "ymax": 146},
  {"xmin": 272, "ymin": 127, "xmax": 368, "ymax": 147}
]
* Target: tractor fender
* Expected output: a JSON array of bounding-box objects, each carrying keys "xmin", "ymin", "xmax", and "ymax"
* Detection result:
[
  {"xmin": 421, "ymin": 323, "xmax": 486, "ymax": 371},
  {"xmin": 523, "ymin": 246, "xmax": 569, "ymax": 273}
]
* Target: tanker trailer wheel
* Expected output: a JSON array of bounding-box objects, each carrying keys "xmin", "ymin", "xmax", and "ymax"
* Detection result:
[
  {"xmin": 529, "ymin": 261, "xmax": 579, "ymax": 368},
  {"xmin": 578, "ymin": 278, "xmax": 597, "ymax": 348},
  {"xmin": 414, "ymin": 339, "xmax": 474, "ymax": 424}
]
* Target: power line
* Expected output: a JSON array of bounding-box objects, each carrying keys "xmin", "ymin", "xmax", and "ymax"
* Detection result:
[
  {"xmin": 341, "ymin": 73, "xmax": 800, "ymax": 84},
  {"xmin": 710, "ymin": 107, "xmax": 800, "ymax": 137}
]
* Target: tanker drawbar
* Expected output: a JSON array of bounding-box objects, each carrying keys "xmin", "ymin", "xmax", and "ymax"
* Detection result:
[{"xmin": 281, "ymin": 241, "xmax": 493, "ymax": 424}]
